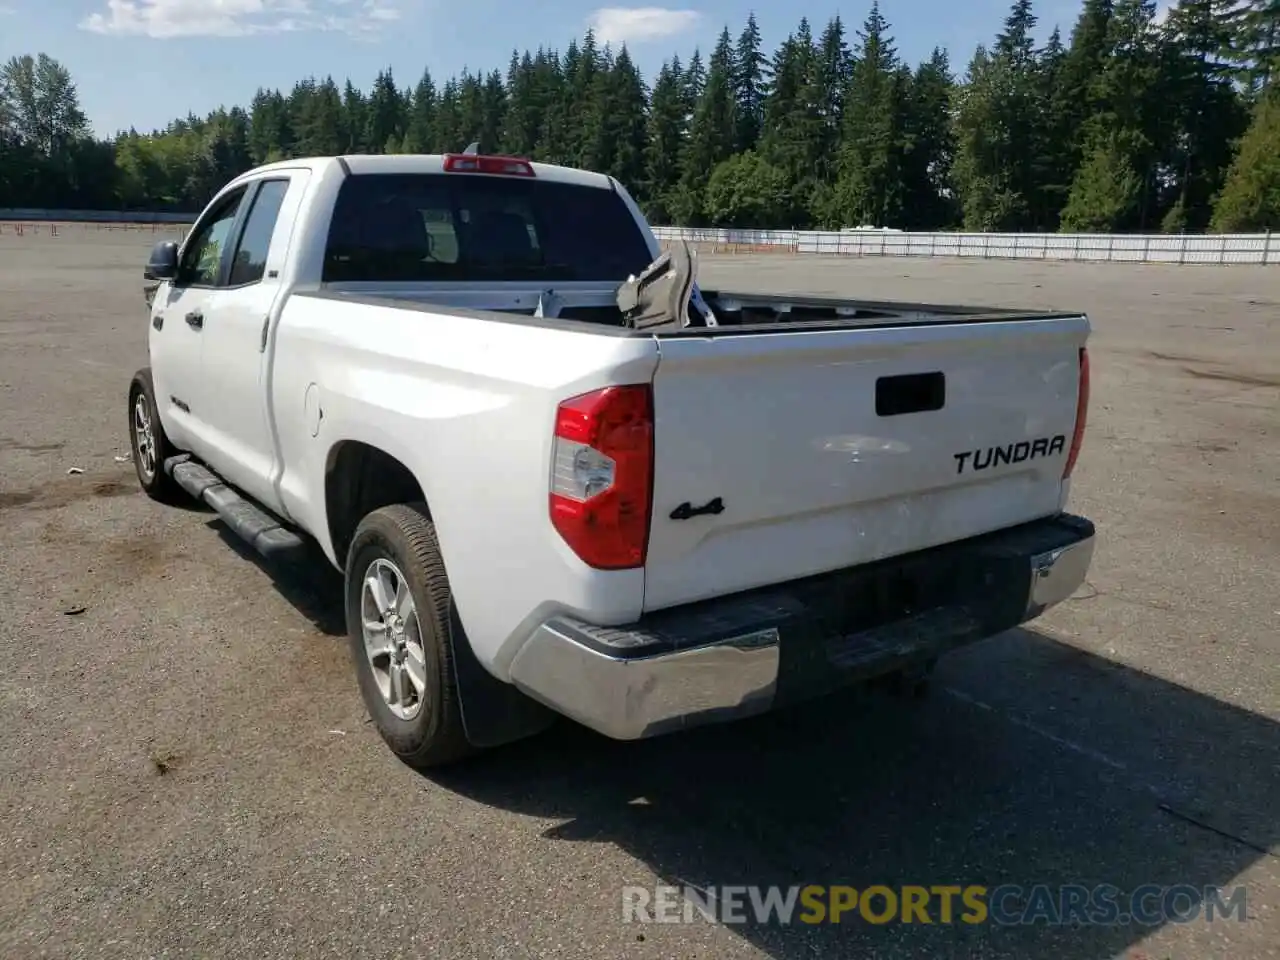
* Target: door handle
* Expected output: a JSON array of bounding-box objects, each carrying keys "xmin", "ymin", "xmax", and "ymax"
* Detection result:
[{"xmin": 185, "ymin": 310, "xmax": 204, "ymax": 330}]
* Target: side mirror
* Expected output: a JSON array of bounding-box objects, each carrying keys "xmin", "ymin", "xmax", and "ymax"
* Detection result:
[{"xmin": 144, "ymin": 240, "xmax": 180, "ymax": 282}]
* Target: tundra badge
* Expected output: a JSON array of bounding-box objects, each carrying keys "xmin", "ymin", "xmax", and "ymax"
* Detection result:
[{"xmin": 954, "ymin": 435, "xmax": 1066, "ymax": 474}]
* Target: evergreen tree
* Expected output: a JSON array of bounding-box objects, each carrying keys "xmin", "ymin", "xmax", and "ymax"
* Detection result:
[
  {"xmin": 1082, "ymin": 0, "xmax": 1168, "ymax": 229},
  {"xmin": 816, "ymin": 16, "xmax": 853, "ymax": 184},
  {"xmin": 286, "ymin": 78, "xmax": 318, "ymax": 154},
  {"xmin": 365, "ymin": 68, "xmax": 407, "ymax": 153},
  {"xmin": 1226, "ymin": 0, "xmax": 1280, "ymax": 95},
  {"xmin": 565, "ymin": 31, "xmax": 602, "ymax": 167},
  {"xmin": 1059, "ymin": 0, "xmax": 1115, "ymax": 168},
  {"xmin": 1162, "ymin": 0, "xmax": 1250, "ymax": 230},
  {"xmin": 999, "ymin": 0, "xmax": 1056, "ymax": 228},
  {"xmin": 644, "ymin": 59, "xmax": 686, "ymax": 221},
  {"xmin": 834, "ymin": 2, "xmax": 906, "ymax": 227},
  {"xmin": 683, "ymin": 49, "xmax": 707, "ymax": 107},
  {"xmin": 601, "ymin": 46, "xmax": 649, "ymax": 193},
  {"xmin": 1211, "ymin": 89, "xmax": 1280, "ymax": 229},
  {"xmin": 434, "ymin": 79, "xmax": 462, "ymax": 155},
  {"xmin": 951, "ymin": 0, "xmax": 1060, "ymax": 230},
  {"xmin": 578, "ymin": 43, "xmax": 614, "ymax": 173},
  {"xmin": 502, "ymin": 52, "xmax": 538, "ymax": 156},
  {"xmin": 900, "ymin": 48, "xmax": 958, "ymax": 228},
  {"xmin": 1036, "ymin": 27, "xmax": 1075, "ymax": 225},
  {"xmin": 759, "ymin": 24, "xmax": 823, "ymax": 222},
  {"xmin": 404, "ymin": 69, "xmax": 437, "ymax": 153},
  {"xmin": 455, "ymin": 72, "xmax": 487, "ymax": 151},
  {"xmin": 480, "ymin": 69, "xmax": 507, "ymax": 154},
  {"xmin": 3, "ymin": 8, "xmax": 1275, "ymax": 232},
  {"xmin": 952, "ymin": 45, "xmax": 1024, "ymax": 229},
  {"xmin": 247, "ymin": 88, "xmax": 290, "ymax": 163},
  {"xmin": 532, "ymin": 49, "xmax": 569, "ymax": 165},
  {"xmin": 294, "ymin": 77, "xmax": 344, "ymax": 156},
  {"xmin": 342, "ymin": 80, "xmax": 367, "ymax": 153},
  {"xmin": 675, "ymin": 30, "xmax": 738, "ymax": 224},
  {"xmin": 1060, "ymin": 133, "xmax": 1143, "ymax": 229},
  {"xmin": 733, "ymin": 13, "xmax": 767, "ymax": 153}
]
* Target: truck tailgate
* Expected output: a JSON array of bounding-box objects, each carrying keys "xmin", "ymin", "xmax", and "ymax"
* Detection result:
[{"xmin": 642, "ymin": 314, "xmax": 1089, "ymax": 612}]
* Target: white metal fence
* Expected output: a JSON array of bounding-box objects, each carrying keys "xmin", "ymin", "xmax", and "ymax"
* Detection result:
[
  {"xmin": 652, "ymin": 226, "xmax": 1280, "ymax": 265},
  {"xmin": 0, "ymin": 209, "xmax": 192, "ymax": 240},
  {"xmin": 3, "ymin": 209, "xmax": 1276, "ymax": 264},
  {"xmin": 0, "ymin": 207, "xmax": 196, "ymax": 224}
]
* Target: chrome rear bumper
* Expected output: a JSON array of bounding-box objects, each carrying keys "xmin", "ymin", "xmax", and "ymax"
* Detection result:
[
  {"xmin": 1026, "ymin": 535, "xmax": 1096, "ymax": 619},
  {"xmin": 508, "ymin": 513, "xmax": 1095, "ymax": 741}
]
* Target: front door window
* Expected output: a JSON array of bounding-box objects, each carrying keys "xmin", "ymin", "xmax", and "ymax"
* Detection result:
[{"xmin": 177, "ymin": 190, "xmax": 245, "ymax": 288}]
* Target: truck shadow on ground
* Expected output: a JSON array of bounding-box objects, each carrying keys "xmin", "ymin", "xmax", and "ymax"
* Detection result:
[
  {"xmin": 211, "ymin": 522, "xmax": 348, "ymax": 635},
  {"xmin": 436, "ymin": 634, "xmax": 1278, "ymax": 958},
  {"xmin": 232, "ymin": 531, "xmax": 1278, "ymax": 959}
]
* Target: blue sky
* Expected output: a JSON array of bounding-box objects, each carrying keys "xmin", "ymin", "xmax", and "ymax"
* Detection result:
[{"xmin": 2, "ymin": 0, "xmax": 1090, "ymax": 138}]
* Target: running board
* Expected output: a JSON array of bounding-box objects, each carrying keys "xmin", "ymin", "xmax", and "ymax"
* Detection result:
[{"xmin": 163, "ymin": 454, "xmax": 308, "ymax": 562}]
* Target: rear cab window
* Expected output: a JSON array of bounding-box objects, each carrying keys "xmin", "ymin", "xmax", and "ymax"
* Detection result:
[
  {"xmin": 228, "ymin": 179, "xmax": 291, "ymax": 286},
  {"xmin": 321, "ymin": 172, "xmax": 655, "ymax": 284}
]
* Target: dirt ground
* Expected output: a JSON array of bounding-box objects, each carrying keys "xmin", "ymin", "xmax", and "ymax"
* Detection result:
[{"xmin": 0, "ymin": 226, "xmax": 1277, "ymax": 959}]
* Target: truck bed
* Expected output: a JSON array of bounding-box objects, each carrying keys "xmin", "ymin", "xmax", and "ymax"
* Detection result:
[
  {"xmin": 310, "ymin": 285, "xmax": 1076, "ymax": 336},
  {"xmin": 289, "ymin": 284, "xmax": 1089, "ymax": 616},
  {"xmin": 690, "ymin": 289, "xmax": 1075, "ymax": 331}
]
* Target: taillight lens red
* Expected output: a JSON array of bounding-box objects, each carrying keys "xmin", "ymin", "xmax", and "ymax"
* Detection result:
[
  {"xmin": 1063, "ymin": 347, "xmax": 1090, "ymax": 479},
  {"xmin": 442, "ymin": 154, "xmax": 536, "ymax": 177},
  {"xmin": 549, "ymin": 385, "xmax": 654, "ymax": 569}
]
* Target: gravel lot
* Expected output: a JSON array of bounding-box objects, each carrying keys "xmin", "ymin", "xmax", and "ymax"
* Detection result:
[{"xmin": 1, "ymin": 225, "xmax": 1277, "ymax": 959}]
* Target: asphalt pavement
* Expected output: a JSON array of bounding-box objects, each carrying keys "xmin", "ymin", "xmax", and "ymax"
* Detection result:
[{"xmin": 0, "ymin": 225, "xmax": 1276, "ymax": 959}]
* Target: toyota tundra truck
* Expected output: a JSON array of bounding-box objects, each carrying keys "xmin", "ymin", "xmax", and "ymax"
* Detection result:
[{"xmin": 127, "ymin": 151, "xmax": 1096, "ymax": 768}]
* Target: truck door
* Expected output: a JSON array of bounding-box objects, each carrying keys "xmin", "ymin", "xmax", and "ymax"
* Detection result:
[
  {"xmin": 193, "ymin": 171, "xmax": 309, "ymax": 514},
  {"xmin": 148, "ymin": 186, "xmax": 249, "ymax": 456}
]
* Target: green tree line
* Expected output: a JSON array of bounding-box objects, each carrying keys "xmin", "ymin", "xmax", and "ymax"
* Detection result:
[{"xmin": 3, "ymin": 0, "xmax": 1280, "ymax": 232}]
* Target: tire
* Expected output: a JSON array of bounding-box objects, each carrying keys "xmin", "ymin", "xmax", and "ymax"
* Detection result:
[
  {"xmin": 345, "ymin": 503, "xmax": 476, "ymax": 769},
  {"xmin": 128, "ymin": 368, "xmax": 184, "ymax": 504}
]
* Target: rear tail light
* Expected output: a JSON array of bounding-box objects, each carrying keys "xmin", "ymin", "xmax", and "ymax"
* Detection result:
[
  {"xmin": 442, "ymin": 154, "xmax": 536, "ymax": 177},
  {"xmin": 550, "ymin": 385, "xmax": 654, "ymax": 569},
  {"xmin": 1063, "ymin": 346, "xmax": 1090, "ymax": 479}
]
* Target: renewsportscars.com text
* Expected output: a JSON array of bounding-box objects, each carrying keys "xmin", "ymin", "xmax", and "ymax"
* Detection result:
[{"xmin": 621, "ymin": 884, "xmax": 1248, "ymax": 927}]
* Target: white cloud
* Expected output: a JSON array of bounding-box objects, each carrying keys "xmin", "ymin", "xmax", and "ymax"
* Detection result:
[
  {"xmin": 1153, "ymin": 1, "xmax": 1175, "ymax": 26},
  {"xmin": 586, "ymin": 6, "xmax": 701, "ymax": 45},
  {"xmin": 80, "ymin": 0, "xmax": 401, "ymax": 39}
]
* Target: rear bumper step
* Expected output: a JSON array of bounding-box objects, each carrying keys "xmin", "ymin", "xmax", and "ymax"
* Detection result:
[
  {"xmin": 163, "ymin": 455, "xmax": 307, "ymax": 561},
  {"xmin": 507, "ymin": 513, "xmax": 1095, "ymax": 740}
]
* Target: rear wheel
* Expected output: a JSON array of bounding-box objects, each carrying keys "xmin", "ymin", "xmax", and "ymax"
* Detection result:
[
  {"xmin": 128, "ymin": 369, "xmax": 183, "ymax": 503},
  {"xmin": 345, "ymin": 503, "xmax": 476, "ymax": 769}
]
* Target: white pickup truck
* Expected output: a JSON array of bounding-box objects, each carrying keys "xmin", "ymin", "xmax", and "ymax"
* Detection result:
[{"xmin": 128, "ymin": 152, "xmax": 1096, "ymax": 768}]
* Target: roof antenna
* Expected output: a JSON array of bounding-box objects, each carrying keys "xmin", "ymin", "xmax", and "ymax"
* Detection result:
[{"xmin": 462, "ymin": 141, "xmax": 480, "ymax": 155}]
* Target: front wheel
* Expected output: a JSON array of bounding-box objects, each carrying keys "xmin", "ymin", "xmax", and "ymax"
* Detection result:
[
  {"xmin": 345, "ymin": 503, "xmax": 476, "ymax": 769},
  {"xmin": 128, "ymin": 368, "xmax": 183, "ymax": 503}
]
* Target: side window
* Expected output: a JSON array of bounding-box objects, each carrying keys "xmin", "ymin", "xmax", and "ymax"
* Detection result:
[
  {"xmin": 228, "ymin": 179, "xmax": 290, "ymax": 286},
  {"xmin": 178, "ymin": 190, "xmax": 245, "ymax": 287}
]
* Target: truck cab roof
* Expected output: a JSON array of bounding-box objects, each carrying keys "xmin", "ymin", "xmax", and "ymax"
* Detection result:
[{"xmin": 225, "ymin": 153, "xmax": 618, "ymax": 193}]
